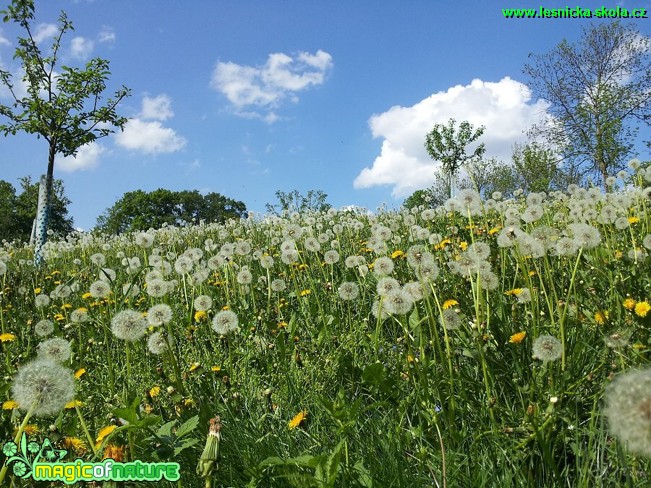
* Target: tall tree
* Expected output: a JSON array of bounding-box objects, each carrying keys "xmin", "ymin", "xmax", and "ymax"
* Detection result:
[
  {"xmin": 96, "ymin": 189, "xmax": 247, "ymax": 234},
  {"xmin": 424, "ymin": 118, "xmax": 486, "ymax": 198},
  {"xmin": 265, "ymin": 189, "xmax": 331, "ymax": 216},
  {"xmin": 524, "ymin": 22, "xmax": 651, "ymax": 187},
  {"xmin": 0, "ymin": 0, "xmax": 130, "ymax": 263}
]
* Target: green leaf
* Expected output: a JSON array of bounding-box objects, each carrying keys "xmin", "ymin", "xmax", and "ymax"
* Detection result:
[
  {"xmin": 175, "ymin": 415, "xmax": 199, "ymax": 438},
  {"xmin": 362, "ymin": 362, "xmax": 385, "ymax": 386},
  {"xmin": 173, "ymin": 438, "xmax": 199, "ymax": 456},
  {"xmin": 156, "ymin": 420, "xmax": 176, "ymax": 438}
]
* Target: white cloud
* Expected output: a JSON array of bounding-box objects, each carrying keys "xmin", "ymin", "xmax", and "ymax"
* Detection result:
[
  {"xmin": 353, "ymin": 77, "xmax": 550, "ymax": 197},
  {"xmin": 98, "ymin": 26, "xmax": 116, "ymax": 43},
  {"xmin": 33, "ymin": 23, "xmax": 59, "ymax": 44},
  {"xmin": 0, "ymin": 28, "xmax": 10, "ymax": 46},
  {"xmin": 115, "ymin": 95, "xmax": 186, "ymax": 154},
  {"xmin": 211, "ymin": 49, "xmax": 333, "ymax": 117},
  {"xmin": 58, "ymin": 142, "xmax": 105, "ymax": 172},
  {"xmin": 70, "ymin": 36, "xmax": 94, "ymax": 61},
  {"xmin": 140, "ymin": 94, "xmax": 173, "ymax": 121},
  {"xmin": 115, "ymin": 119, "xmax": 186, "ymax": 154}
]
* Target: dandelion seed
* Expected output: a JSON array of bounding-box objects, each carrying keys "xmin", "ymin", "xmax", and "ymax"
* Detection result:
[
  {"xmin": 324, "ymin": 250, "xmax": 340, "ymax": 265},
  {"xmin": 111, "ymin": 310, "xmax": 148, "ymax": 342},
  {"xmin": 194, "ymin": 295, "xmax": 213, "ymax": 312},
  {"xmin": 259, "ymin": 254, "xmax": 274, "ymax": 269},
  {"xmin": 90, "ymin": 253, "xmax": 106, "ymax": 266},
  {"xmin": 376, "ymin": 277, "xmax": 400, "ymax": 297},
  {"xmin": 373, "ymin": 256, "xmax": 395, "ymax": 276},
  {"xmin": 34, "ymin": 319, "xmax": 54, "ymax": 337},
  {"xmin": 212, "ymin": 310, "xmax": 239, "ymax": 335},
  {"xmin": 270, "ymin": 279, "xmax": 286, "ymax": 293},
  {"xmin": 11, "ymin": 358, "xmax": 75, "ymax": 417},
  {"xmin": 147, "ymin": 304, "xmax": 173, "ymax": 326},
  {"xmin": 236, "ymin": 268, "xmax": 253, "ymax": 285},
  {"xmin": 37, "ymin": 338, "xmax": 72, "ymax": 363},
  {"xmin": 35, "ymin": 294, "xmax": 50, "ymax": 308},
  {"xmin": 89, "ymin": 280, "xmax": 111, "ymax": 299},
  {"xmin": 604, "ymin": 368, "xmax": 651, "ymax": 457},
  {"xmin": 146, "ymin": 279, "xmax": 168, "ymax": 298},
  {"xmin": 337, "ymin": 282, "xmax": 360, "ymax": 301},
  {"xmin": 383, "ymin": 288, "xmax": 414, "ymax": 315},
  {"xmin": 532, "ymin": 335, "xmax": 562, "ymax": 362}
]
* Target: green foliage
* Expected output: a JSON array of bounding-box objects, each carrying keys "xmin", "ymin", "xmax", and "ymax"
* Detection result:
[
  {"xmin": 0, "ymin": 176, "xmax": 73, "ymax": 243},
  {"xmin": 511, "ymin": 142, "xmax": 579, "ymax": 192},
  {"xmin": 266, "ymin": 189, "xmax": 332, "ymax": 216},
  {"xmin": 524, "ymin": 21, "xmax": 651, "ymax": 187},
  {"xmin": 0, "ymin": 0, "xmax": 129, "ymax": 260},
  {"xmin": 96, "ymin": 188, "xmax": 247, "ymax": 234},
  {"xmin": 424, "ymin": 118, "xmax": 486, "ymax": 198}
]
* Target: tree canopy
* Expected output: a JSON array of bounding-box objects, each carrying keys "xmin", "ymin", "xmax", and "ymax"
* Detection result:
[
  {"xmin": 0, "ymin": 176, "xmax": 73, "ymax": 243},
  {"xmin": 524, "ymin": 22, "xmax": 651, "ymax": 187},
  {"xmin": 96, "ymin": 189, "xmax": 247, "ymax": 234},
  {"xmin": 265, "ymin": 189, "xmax": 331, "ymax": 216}
]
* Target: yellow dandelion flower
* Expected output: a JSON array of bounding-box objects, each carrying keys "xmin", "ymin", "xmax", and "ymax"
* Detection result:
[
  {"xmin": 529, "ymin": 271, "xmax": 536, "ymax": 277},
  {"xmin": 509, "ymin": 331, "xmax": 527, "ymax": 344},
  {"xmin": 504, "ymin": 288, "xmax": 522, "ymax": 296},
  {"xmin": 288, "ymin": 410, "xmax": 308, "ymax": 430},
  {"xmin": 442, "ymin": 299, "xmax": 458, "ymax": 310},
  {"xmin": 96, "ymin": 425, "xmax": 117, "ymax": 446},
  {"xmin": 16, "ymin": 425, "xmax": 39, "ymax": 437},
  {"xmin": 74, "ymin": 368, "xmax": 86, "ymax": 379},
  {"xmin": 406, "ymin": 354, "xmax": 415, "ymax": 363},
  {"xmin": 222, "ymin": 305, "xmax": 230, "ymax": 311},
  {"xmin": 635, "ymin": 301, "xmax": 650, "ymax": 318},
  {"xmin": 277, "ymin": 321, "xmax": 288, "ymax": 329},
  {"xmin": 459, "ymin": 241, "xmax": 468, "ymax": 251},
  {"xmin": 65, "ymin": 399, "xmax": 84, "ymax": 409},
  {"xmin": 102, "ymin": 444, "xmax": 125, "ymax": 462},
  {"xmin": 184, "ymin": 398, "xmax": 194, "ymax": 407},
  {"xmin": 61, "ymin": 303, "xmax": 72, "ymax": 310},
  {"xmin": 300, "ymin": 289, "xmax": 311, "ymax": 297},
  {"xmin": 189, "ymin": 362, "xmax": 201, "ymax": 372},
  {"xmin": 149, "ymin": 386, "xmax": 161, "ymax": 398},
  {"xmin": 595, "ymin": 310, "xmax": 609, "ymax": 325},
  {"xmin": 211, "ymin": 365, "xmax": 221, "ymax": 372},
  {"xmin": 62, "ymin": 437, "xmax": 87, "ymax": 453},
  {"xmin": 488, "ymin": 226, "xmax": 501, "ymax": 236},
  {"xmin": 0, "ymin": 332, "xmax": 16, "ymax": 342},
  {"xmin": 614, "ymin": 250, "xmax": 623, "ymax": 259},
  {"xmin": 391, "ymin": 250, "xmax": 405, "ymax": 259},
  {"xmin": 53, "ymin": 313, "xmax": 65, "ymax": 322},
  {"xmin": 194, "ymin": 310, "xmax": 207, "ymax": 323},
  {"xmin": 623, "ymin": 298, "xmax": 636, "ymax": 310},
  {"xmin": 628, "ymin": 216, "xmax": 640, "ymax": 224},
  {"xmin": 2, "ymin": 400, "xmax": 19, "ymax": 410},
  {"xmin": 34, "ymin": 287, "xmax": 42, "ymax": 294},
  {"xmin": 82, "ymin": 292, "xmax": 92, "ymax": 300}
]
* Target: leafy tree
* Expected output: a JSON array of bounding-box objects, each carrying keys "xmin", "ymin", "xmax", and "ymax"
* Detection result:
[
  {"xmin": 524, "ymin": 22, "xmax": 651, "ymax": 187},
  {"xmin": 511, "ymin": 142, "xmax": 580, "ymax": 193},
  {"xmin": 424, "ymin": 118, "xmax": 486, "ymax": 198},
  {"xmin": 0, "ymin": 176, "xmax": 73, "ymax": 243},
  {"xmin": 0, "ymin": 0, "xmax": 130, "ymax": 262},
  {"xmin": 96, "ymin": 189, "xmax": 246, "ymax": 234},
  {"xmin": 465, "ymin": 157, "xmax": 517, "ymax": 199},
  {"xmin": 265, "ymin": 189, "xmax": 331, "ymax": 216}
]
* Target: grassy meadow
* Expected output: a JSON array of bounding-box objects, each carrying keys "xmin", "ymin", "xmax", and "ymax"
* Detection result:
[{"xmin": 1, "ymin": 165, "xmax": 651, "ymax": 487}]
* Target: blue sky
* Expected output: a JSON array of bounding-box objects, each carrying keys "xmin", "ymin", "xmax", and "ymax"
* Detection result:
[{"xmin": 0, "ymin": 0, "xmax": 650, "ymax": 230}]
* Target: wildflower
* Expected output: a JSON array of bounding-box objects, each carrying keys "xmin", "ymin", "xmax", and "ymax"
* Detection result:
[
  {"xmin": 149, "ymin": 386, "xmax": 161, "ymax": 398},
  {"xmin": 0, "ymin": 332, "xmax": 16, "ymax": 342},
  {"xmin": 37, "ymin": 337, "xmax": 72, "ymax": 363},
  {"xmin": 64, "ymin": 399, "xmax": 84, "ymax": 409},
  {"xmin": 337, "ymin": 281, "xmax": 360, "ymax": 301},
  {"xmin": 391, "ymin": 250, "xmax": 405, "ymax": 259},
  {"xmin": 604, "ymin": 368, "xmax": 651, "ymax": 457},
  {"xmin": 509, "ymin": 331, "xmax": 526, "ymax": 344},
  {"xmin": 19, "ymin": 425, "xmax": 39, "ymax": 436},
  {"xmin": 383, "ymin": 289, "xmax": 414, "ymax": 315},
  {"xmin": 2, "ymin": 400, "xmax": 19, "ymax": 410},
  {"xmin": 236, "ymin": 268, "xmax": 253, "ymax": 285},
  {"xmin": 442, "ymin": 299, "xmax": 458, "ymax": 310},
  {"xmin": 376, "ymin": 277, "xmax": 401, "ymax": 297},
  {"xmin": 102, "ymin": 444, "xmax": 125, "ymax": 461},
  {"xmin": 635, "ymin": 301, "xmax": 650, "ymax": 318},
  {"xmin": 212, "ymin": 310, "xmax": 239, "ymax": 335},
  {"xmin": 440, "ymin": 308, "xmax": 463, "ymax": 330},
  {"xmin": 62, "ymin": 437, "xmax": 87, "ymax": 453},
  {"xmin": 299, "ymin": 289, "xmax": 311, "ymax": 297},
  {"xmin": 147, "ymin": 304, "xmax": 173, "ymax": 326},
  {"xmin": 89, "ymin": 280, "xmax": 111, "ymax": 299},
  {"xmin": 595, "ymin": 310, "xmax": 609, "ymax": 325},
  {"xmin": 196, "ymin": 416, "xmax": 221, "ymax": 478},
  {"xmin": 11, "ymin": 358, "xmax": 75, "ymax": 417},
  {"xmin": 271, "ymin": 279, "xmax": 286, "ymax": 292},
  {"xmin": 532, "ymin": 335, "xmax": 562, "ymax": 362},
  {"xmin": 515, "ymin": 288, "xmax": 532, "ymax": 304},
  {"xmin": 194, "ymin": 295, "xmax": 213, "ymax": 312},
  {"xmin": 504, "ymin": 289, "xmax": 522, "ymax": 297},
  {"xmin": 34, "ymin": 293, "xmax": 50, "ymax": 308},
  {"xmin": 623, "ymin": 298, "xmax": 636, "ymax": 310},
  {"xmin": 189, "ymin": 362, "xmax": 201, "ymax": 372},
  {"xmin": 604, "ymin": 331, "xmax": 630, "ymax": 349},
  {"xmin": 147, "ymin": 331, "xmax": 173, "ymax": 355},
  {"xmin": 288, "ymin": 410, "xmax": 308, "ymax": 430},
  {"xmin": 111, "ymin": 309, "xmax": 148, "ymax": 342},
  {"xmin": 74, "ymin": 368, "xmax": 86, "ymax": 379},
  {"xmin": 194, "ymin": 310, "xmax": 208, "ymax": 323},
  {"xmin": 628, "ymin": 216, "xmax": 640, "ymax": 225},
  {"xmin": 81, "ymin": 292, "xmax": 92, "ymax": 300},
  {"xmin": 373, "ymin": 256, "xmax": 395, "ymax": 276},
  {"xmin": 95, "ymin": 425, "xmax": 118, "ymax": 448}
]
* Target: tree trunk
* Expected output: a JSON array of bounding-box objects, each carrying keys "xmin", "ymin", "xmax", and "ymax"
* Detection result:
[{"xmin": 33, "ymin": 143, "xmax": 56, "ymax": 266}]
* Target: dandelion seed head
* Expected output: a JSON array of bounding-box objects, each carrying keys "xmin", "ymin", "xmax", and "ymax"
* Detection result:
[
  {"xmin": 532, "ymin": 335, "xmax": 562, "ymax": 362},
  {"xmin": 147, "ymin": 331, "xmax": 173, "ymax": 355},
  {"xmin": 11, "ymin": 359, "xmax": 75, "ymax": 417},
  {"xmin": 147, "ymin": 304, "xmax": 173, "ymax": 326},
  {"xmin": 34, "ymin": 319, "xmax": 54, "ymax": 337},
  {"xmin": 111, "ymin": 310, "xmax": 148, "ymax": 342},
  {"xmin": 212, "ymin": 310, "xmax": 239, "ymax": 335},
  {"xmin": 194, "ymin": 295, "xmax": 213, "ymax": 312},
  {"xmin": 35, "ymin": 294, "xmax": 50, "ymax": 308},
  {"xmin": 338, "ymin": 281, "xmax": 360, "ymax": 301},
  {"xmin": 37, "ymin": 338, "xmax": 72, "ymax": 363}
]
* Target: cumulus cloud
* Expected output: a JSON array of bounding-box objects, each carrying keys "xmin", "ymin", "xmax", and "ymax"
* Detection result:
[
  {"xmin": 59, "ymin": 142, "xmax": 105, "ymax": 172},
  {"xmin": 354, "ymin": 77, "xmax": 550, "ymax": 197},
  {"xmin": 115, "ymin": 119, "xmax": 186, "ymax": 154},
  {"xmin": 140, "ymin": 94, "xmax": 173, "ymax": 121},
  {"xmin": 33, "ymin": 23, "xmax": 59, "ymax": 44},
  {"xmin": 210, "ymin": 49, "xmax": 332, "ymax": 119},
  {"xmin": 70, "ymin": 36, "xmax": 94, "ymax": 60},
  {"xmin": 115, "ymin": 95, "xmax": 186, "ymax": 154}
]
